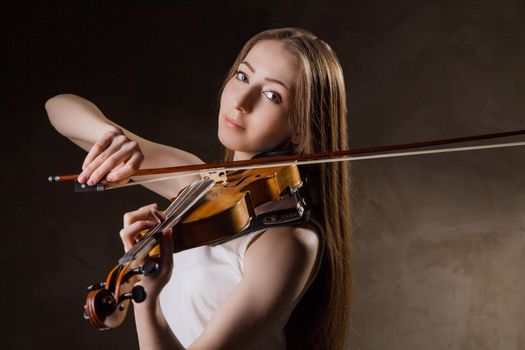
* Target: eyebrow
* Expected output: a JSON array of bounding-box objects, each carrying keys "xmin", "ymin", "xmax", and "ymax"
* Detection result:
[{"xmin": 240, "ymin": 61, "xmax": 290, "ymax": 90}]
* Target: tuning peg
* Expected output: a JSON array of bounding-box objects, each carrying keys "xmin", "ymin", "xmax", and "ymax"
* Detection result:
[
  {"xmin": 121, "ymin": 261, "xmax": 160, "ymax": 286},
  {"xmin": 120, "ymin": 285, "xmax": 147, "ymax": 303},
  {"xmin": 82, "ymin": 308, "xmax": 90, "ymax": 320},
  {"xmin": 86, "ymin": 281, "xmax": 106, "ymax": 291},
  {"xmin": 140, "ymin": 261, "xmax": 159, "ymax": 276},
  {"xmin": 124, "ymin": 261, "xmax": 159, "ymax": 281}
]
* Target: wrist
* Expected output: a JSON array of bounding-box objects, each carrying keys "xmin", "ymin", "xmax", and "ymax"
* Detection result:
[
  {"xmin": 133, "ymin": 294, "xmax": 171, "ymax": 332},
  {"xmin": 99, "ymin": 123, "xmax": 122, "ymax": 138},
  {"xmin": 79, "ymin": 122, "xmax": 122, "ymax": 145},
  {"xmin": 133, "ymin": 291, "xmax": 161, "ymax": 314}
]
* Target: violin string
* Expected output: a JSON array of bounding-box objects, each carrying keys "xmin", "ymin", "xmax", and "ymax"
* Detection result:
[
  {"xmin": 125, "ymin": 187, "xmax": 198, "ymax": 260},
  {"xmin": 123, "ymin": 179, "xmax": 214, "ymax": 261},
  {"xmin": 131, "ymin": 191, "xmax": 189, "ymax": 249},
  {"xmin": 104, "ymin": 140, "xmax": 525, "ymax": 191},
  {"xmin": 125, "ymin": 181, "xmax": 200, "ymax": 258},
  {"xmin": 126, "ymin": 180, "xmax": 202, "ymax": 258},
  {"xmin": 160, "ymin": 179, "xmax": 215, "ymax": 228},
  {"xmin": 134, "ymin": 179, "xmax": 214, "ymax": 258}
]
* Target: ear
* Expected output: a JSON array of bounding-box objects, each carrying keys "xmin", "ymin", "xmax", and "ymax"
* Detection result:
[{"xmin": 291, "ymin": 131, "xmax": 301, "ymax": 144}]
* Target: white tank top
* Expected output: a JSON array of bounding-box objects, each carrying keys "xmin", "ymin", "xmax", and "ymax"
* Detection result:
[
  {"xmin": 159, "ymin": 229, "xmax": 283, "ymax": 348},
  {"xmin": 159, "ymin": 198, "xmax": 324, "ymax": 349}
]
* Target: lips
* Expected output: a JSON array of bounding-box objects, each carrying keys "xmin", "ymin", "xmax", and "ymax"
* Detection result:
[{"xmin": 224, "ymin": 115, "xmax": 245, "ymax": 129}]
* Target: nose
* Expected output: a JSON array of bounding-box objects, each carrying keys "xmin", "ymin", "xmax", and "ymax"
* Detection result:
[{"xmin": 233, "ymin": 88, "xmax": 256, "ymax": 113}]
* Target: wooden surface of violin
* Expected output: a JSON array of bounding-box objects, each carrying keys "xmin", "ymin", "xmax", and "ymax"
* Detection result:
[{"xmin": 172, "ymin": 165, "xmax": 302, "ymax": 252}]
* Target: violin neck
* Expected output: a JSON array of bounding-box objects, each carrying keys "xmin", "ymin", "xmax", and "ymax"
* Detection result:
[{"xmin": 118, "ymin": 179, "xmax": 215, "ymax": 264}]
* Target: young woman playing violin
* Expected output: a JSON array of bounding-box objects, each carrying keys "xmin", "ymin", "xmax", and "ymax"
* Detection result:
[{"xmin": 46, "ymin": 28, "xmax": 351, "ymax": 350}]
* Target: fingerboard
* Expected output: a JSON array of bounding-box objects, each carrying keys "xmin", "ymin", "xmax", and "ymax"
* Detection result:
[{"xmin": 118, "ymin": 179, "xmax": 215, "ymax": 264}]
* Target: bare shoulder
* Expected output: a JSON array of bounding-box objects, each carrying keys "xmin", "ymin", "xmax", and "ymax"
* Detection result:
[
  {"xmin": 245, "ymin": 223, "xmax": 320, "ymax": 258},
  {"xmin": 243, "ymin": 224, "xmax": 321, "ymax": 306}
]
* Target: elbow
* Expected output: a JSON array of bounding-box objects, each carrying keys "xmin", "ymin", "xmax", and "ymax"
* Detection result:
[
  {"xmin": 45, "ymin": 94, "xmax": 77, "ymax": 133},
  {"xmin": 45, "ymin": 93, "xmax": 76, "ymax": 113},
  {"xmin": 45, "ymin": 93, "xmax": 81, "ymax": 125},
  {"xmin": 45, "ymin": 95, "xmax": 60, "ymax": 123}
]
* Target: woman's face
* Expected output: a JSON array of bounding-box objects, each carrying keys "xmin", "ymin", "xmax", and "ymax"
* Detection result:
[{"xmin": 218, "ymin": 39, "xmax": 298, "ymax": 160}]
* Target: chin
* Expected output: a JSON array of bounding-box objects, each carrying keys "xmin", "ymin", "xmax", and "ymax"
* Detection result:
[
  {"xmin": 218, "ymin": 128, "xmax": 246, "ymax": 152},
  {"xmin": 218, "ymin": 129, "xmax": 264, "ymax": 155}
]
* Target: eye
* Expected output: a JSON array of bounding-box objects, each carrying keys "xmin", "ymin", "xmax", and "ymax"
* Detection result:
[
  {"xmin": 263, "ymin": 91, "xmax": 283, "ymax": 104},
  {"xmin": 235, "ymin": 70, "xmax": 249, "ymax": 83}
]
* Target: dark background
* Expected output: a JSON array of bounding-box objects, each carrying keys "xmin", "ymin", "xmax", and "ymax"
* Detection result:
[{"xmin": 3, "ymin": 1, "xmax": 525, "ymax": 349}]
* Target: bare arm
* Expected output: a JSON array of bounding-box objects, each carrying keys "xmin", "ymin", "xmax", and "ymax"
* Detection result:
[
  {"xmin": 124, "ymin": 221, "xmax": 320, "ymax": 350},
  {"xmin": 45, "ymin": 94, "xmax": 203, "ymax": 199},
  {"xmin": 190, "ymin": 226, "xmax": 320, "ymax": 349}
]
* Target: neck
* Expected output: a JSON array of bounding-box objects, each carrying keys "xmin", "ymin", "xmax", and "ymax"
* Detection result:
[{"xmin": 233, "ymin": 151, "xmax": 257, "ymax": 161}]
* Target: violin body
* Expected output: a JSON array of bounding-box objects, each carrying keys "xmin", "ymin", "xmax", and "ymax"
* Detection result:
[
  {"xmin": 84, "ymin": 164, "xmax": 307, "ymax": 330},
  {"xmin": 173, "ymin": 165, "xmax": 303, "ymax": 252}
]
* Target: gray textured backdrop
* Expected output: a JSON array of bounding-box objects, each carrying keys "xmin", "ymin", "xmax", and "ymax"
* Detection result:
[{"xmin": 3, "ymin": 1, "xmax": 524, "ymax": 349}]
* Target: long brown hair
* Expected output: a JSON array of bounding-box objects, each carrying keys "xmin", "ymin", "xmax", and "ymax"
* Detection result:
[{"xmin": 219, "ymin": 28, "xmax": 352, "ymax": 350}]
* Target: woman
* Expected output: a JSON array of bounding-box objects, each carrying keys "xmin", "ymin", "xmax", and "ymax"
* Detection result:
[{"xmin": 46, "ymin": 27, "xmax": 351, "ymax": 350}]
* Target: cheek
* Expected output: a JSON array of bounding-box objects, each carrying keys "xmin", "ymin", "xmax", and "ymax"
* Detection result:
[{"xmin": 250, "ymin": 109, "xmax": 292, "ymax": 142}]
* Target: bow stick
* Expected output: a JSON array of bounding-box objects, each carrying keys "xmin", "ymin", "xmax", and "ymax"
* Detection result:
[{"xmin": 49, "ymin": 129, "xmax": 525, "ymax": 192}]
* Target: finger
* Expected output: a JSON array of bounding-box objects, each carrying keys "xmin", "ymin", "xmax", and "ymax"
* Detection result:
[
  {"xmin": 80, "ymin": 131, "xmax": 126, "ymax": 179},
  {"xmin": 106, "ymin": 151, "xmax": 144, "ymax": 182},
  {"xmin": 138, "ymin": 205, "xmax": 165, "ymax": 221},
  {"xmin": 105, "ymin": 161, "xmax": 127, "ymax": 178},
  {"xmin": 87, "ymin": 154, "xmax": 125, "ymax": 185},
  {"xmin": 143, "ymin": 205, "xmax": 166, "ymax": 223},
  {"xmin": 123, "ymin": 205, "xmax": 160, "ymax": 227},
  {"xmin": 120, "ymin": 220, "xmax": 157, "ymax": 252},
  {"xmin": 102, "ymin": 163, "xmax": 129, "ymax": 186},
  {"xmin": 105, "ymin": 177, "xmax": 131, "ymax": 186},
  {"xmin": 84, "ymin": 139, "xmax": 130, "ymax": 185},
  {"xmin": 109, "ymin": 162, "xmax": 127, "ymax": 172},
  {"xmin": 82, "ymin": 131, "xmax": 116, "ymax": 171},
  {"xmin": 78, "ymin": 135, "xmax": 114, "ymax": 183},
  {"xmin": 139, "ymin": 202, "xmax": 158, "ymax": 210},
  {"xmin": 89, "ymin": 138, "xmax": 138, "ymax": 182}
]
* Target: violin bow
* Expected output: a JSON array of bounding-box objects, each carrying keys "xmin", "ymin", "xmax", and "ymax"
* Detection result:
[{"xmin": 49, "ymin": 129, "xmax": 525, "ymax": 192}]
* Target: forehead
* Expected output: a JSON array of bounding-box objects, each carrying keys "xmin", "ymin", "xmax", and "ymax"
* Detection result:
[{"xmin": 243, "ymin": 40, "xmax": 298, "ymax": 88}]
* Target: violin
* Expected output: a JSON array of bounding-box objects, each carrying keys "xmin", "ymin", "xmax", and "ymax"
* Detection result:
[
  {"xmin": 50, "ymin": 128, "xmax": 525, "ymax": 330},
  {"xmin": 82, "ymin": 164, "xmax": 312, "ymax": 330}
]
